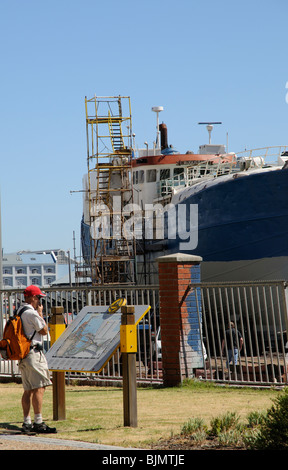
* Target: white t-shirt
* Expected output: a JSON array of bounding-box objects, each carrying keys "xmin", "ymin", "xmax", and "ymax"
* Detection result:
[{"xmin": 19, "ymin": 303, "xmax": 46, "ymax": 346}]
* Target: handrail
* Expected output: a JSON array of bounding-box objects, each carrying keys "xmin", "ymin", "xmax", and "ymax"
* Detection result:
[
  {"xmin": 236, "ymin": 145, "xmax": 288, "ymax": 162},
  {"xmin": 157, "ymin": 159, "xmax": 238, "ymax": 197},
  {"xmin": 157, "ymin": 146, "xmax": 288, "ymax": 198}
]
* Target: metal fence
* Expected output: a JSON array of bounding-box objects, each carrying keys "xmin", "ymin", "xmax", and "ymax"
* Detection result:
[
  {"xmin": 194, "ymin": 281, "xmax": 288, "ymax": 385},
  {"xmin": 1, "ymin": 280, "xmax": 288, "ymax": 386},
  {"xmin": 0, "ymin": 285, "xmax": 161, "ymax": 384}
]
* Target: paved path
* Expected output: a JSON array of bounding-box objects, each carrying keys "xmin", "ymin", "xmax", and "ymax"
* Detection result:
[{"xmin": 0, "ymin": 433, "xmax": 131, "ymax": 450}]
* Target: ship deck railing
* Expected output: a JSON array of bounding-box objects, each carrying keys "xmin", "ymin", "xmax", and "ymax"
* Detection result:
[
  {"xmin": 236, "ymin": 145, "xmax": 288, "ymax": 163},
  {"xmin": 157, "ymin": 159, "xmax": 239, "ymax": 198},
  {"xmin": 157, "ymin": 145, "xmax": 288, "ymax": 198}
]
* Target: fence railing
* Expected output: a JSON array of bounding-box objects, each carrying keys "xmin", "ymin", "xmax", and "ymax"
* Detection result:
[
  {"xmin": 192, "ymin": 281, "xmax": 288, "ymax": 385},
  {"xmin": 0, "ymin": 285, "xmax": 161, "ymax": 384},
  {"xmin": 0, "ymin": 280, "xmax": 288, "ymax": 386}
]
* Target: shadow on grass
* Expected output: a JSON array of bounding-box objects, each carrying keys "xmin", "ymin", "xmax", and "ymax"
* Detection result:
[
  {"xmin": 77, "ymin": 426, "xmax": 103, "ymax": 432},
  {"xmin": 0, "ymin": 422, "xmax": 23, "ymax": 434}
]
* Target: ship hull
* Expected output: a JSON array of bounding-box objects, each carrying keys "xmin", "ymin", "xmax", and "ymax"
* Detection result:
[
  {"xmin": 164, "ymin": 166, "xmax": 288, "ymax": 281},
  {"xmin": 82, "ymin": 166, "xmax": 288, "ymax": 283},
  {"xmin": 139, "ymin": 166, "xmax": 288, "ymax": 283},
  {"xmin": 200, "ymin": 256, "xmax": 288, "ymax": 282}
]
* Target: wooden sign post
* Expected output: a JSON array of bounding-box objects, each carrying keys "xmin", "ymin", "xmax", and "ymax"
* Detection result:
[
  {"xmin": 49, "ymin": 306, "xmax": 66, "ymax": 421},
  {"xmin": 46, "ymin": 303, "xmax": 150, "ymax": 426},
  {"xmin": 120, "ymin": 305, "xmax": 137, "ymax": 427}
]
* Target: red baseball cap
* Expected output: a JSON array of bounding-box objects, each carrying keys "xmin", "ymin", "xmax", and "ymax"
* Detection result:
[{"xmin": 23, "ymin": 285, "xmax": 46, "ymax": 297}]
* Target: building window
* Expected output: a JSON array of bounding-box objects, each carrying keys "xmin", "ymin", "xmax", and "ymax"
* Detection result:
[{"xmin": 46, "ymin": 267, "xmax": 54, "ymax": 273}]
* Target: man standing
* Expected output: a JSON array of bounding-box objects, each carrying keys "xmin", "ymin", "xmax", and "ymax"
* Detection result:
[
  {"xmin": 221, "ymin": 321, "xmax": 243, "ymax": 367},
  {"xmin": 18, "ymin": 285, "xmax": 56, "ymax": 434}
]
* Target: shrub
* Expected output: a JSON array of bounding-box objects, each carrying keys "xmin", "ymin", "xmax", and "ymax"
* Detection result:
[
  {"xmin": 181, "ymin": 417, "xmax": 206, "ymax": 435},
  {"xmin": 246, "ymin": 410, "xmax": 267, "ymax": 428},
  {"xmin": 209, "ymin": 412, "xmax": 240, "ymax": 436},
  {"xmin": 248, "ymin": 388, "xmax": 288, "ymax": 450},
  {"xmin": 218, "ymin": 430, "xmax": 243, "ymax": 447}
]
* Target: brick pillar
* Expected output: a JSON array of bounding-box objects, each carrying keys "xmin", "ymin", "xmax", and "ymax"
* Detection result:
[{"xmin": 157, "ymin": 253, "xmax": 203, "ymax": 387}]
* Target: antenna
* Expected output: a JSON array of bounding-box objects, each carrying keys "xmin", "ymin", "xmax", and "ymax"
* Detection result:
[
  {"xmin": 198, "ymin": 122, "xmax": 222, "ymax": 144},
  {"xmin": 152, "ymin": 106, "xmax": 164, "ymax": 149}
]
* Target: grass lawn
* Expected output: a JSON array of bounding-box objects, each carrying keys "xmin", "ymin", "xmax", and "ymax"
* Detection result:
[{"xmin": 0, "ymin": 380, "xmax": 282, "ymax": 448}]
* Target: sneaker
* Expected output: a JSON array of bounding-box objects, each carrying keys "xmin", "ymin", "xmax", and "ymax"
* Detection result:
[
  {"xmin": 21, "ymin": 422, "xmax": 33, "ymax": 434},
  {"xmin": 32, "ymin": 422, "xmax": 57, "ymax": 434}
]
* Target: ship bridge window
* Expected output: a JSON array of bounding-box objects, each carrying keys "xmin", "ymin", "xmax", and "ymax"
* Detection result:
[
  {"xmin": 160, "ymin": 168, "xmax": 170, "ymax": 180},
  {"xmin": 133, "ymin": 170, "xmax": 145, "ymax": 184},
  {"xmin": 173, "ymin": 168, "xmax": 184, "ymax": 180},
  {"xmin": 147, "ymin": 169, "xmax": 157, "ymax": 183},
  {"xmin": 138, "ymin": 170, "xmax": 144, "ymax": 183}
]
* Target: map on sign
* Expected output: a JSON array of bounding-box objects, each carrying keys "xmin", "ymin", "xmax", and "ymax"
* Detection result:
[{"xmin": 45, "ymin": 304, "xmax": 150, "ymax": 373}]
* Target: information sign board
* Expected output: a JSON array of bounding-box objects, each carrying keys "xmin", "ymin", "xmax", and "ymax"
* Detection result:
[{"xmin": 45, "ymin": 304, "xmax": 150, "ymax": 373}]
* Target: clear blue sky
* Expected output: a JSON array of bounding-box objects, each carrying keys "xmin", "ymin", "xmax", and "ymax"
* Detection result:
[{"xmin": 1, "ymin": 0, "xmax": 288, "ymax": 257}]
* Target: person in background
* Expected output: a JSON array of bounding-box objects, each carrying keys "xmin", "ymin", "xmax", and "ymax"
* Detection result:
[
  {"xmin": 221, "ymin": 321, "xmax": 243, "ymax": 367},
  {"xmin": 18, "ymin": 285, "xmax": 56, "ymax": 434}
]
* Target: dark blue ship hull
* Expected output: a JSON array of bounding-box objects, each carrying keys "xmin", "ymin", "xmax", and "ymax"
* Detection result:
[
  {"xmin": 81, "ymin": 166, "xmax": 288, "ymax": 283},
  {"xmin": 164, "ymin": 167, "xmax": 288, "ymax": 281}
]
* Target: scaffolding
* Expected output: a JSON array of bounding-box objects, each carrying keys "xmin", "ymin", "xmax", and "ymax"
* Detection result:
[{"xmin": 85, "ymin": 95, "xmax": 136, "ymax": 284}]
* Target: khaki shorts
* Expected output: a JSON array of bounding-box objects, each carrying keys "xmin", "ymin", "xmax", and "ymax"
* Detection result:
[{"xmin": 19, "ymin": 349, "xmax": 52, "ymax": 391}]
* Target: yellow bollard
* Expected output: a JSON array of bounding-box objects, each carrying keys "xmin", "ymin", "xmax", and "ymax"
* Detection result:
[{"xmin": 49, "ymin": 307, "xmax": 66, "ymax": 345}]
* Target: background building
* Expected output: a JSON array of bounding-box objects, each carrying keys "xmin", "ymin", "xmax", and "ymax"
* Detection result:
[{"xmin": 2, "ymin": 249, "xmax": 75, "ymax": 288}]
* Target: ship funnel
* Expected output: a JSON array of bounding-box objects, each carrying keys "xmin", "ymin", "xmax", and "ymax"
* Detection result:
[{"xmin": 159, "ymin": 123, "xmax": 168, "ymax": 150}]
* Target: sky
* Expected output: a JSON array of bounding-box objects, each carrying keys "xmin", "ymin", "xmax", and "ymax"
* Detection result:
[{"xmin": 1, "ymin": 0, "xmax": 288, "ymax": 258}]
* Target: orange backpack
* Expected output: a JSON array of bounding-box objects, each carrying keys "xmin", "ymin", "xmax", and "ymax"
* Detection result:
[{"xmin": 0, "ymin": 306, "xmax": 35, "ymax": 360}]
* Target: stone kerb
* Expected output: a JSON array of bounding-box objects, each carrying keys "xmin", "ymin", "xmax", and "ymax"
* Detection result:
[{"xmin": 157, "ymin": 253, "xmax": 203, "ymax": 386}]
